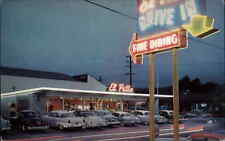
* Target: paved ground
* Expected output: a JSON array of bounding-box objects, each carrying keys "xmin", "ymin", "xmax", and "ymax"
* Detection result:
[{"xmin": 2, "ymin": 121, "xmax": 204, "ymax": 141}]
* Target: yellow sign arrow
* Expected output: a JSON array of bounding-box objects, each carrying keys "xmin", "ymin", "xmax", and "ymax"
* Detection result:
[{"xmin": 182, "ymin": 14, "xmax": 219, "ymax": 38}]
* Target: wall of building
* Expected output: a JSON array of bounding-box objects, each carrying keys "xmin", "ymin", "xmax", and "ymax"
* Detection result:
[{"xmin": 1, "ymin": 75, "xmax": 107, "ymax": 93}]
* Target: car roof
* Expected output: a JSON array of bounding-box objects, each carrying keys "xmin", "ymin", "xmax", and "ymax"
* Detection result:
[
  {"xmin": 134, "ymin": 110, "xmax": 149, "ymax": 113},
  {"xmin": 114, "ymin": 111, "xmax": 129, "ymax": 114},
  {"xmin": 160, "ymin": 110, "xmax": 173, "ymax": 113},
  {"xmin": 20, "ymin": 110, "xmax": 36, "ymax": 113},
  {"xmin": 50, "ymin": 110, "xmax": 73, "ymax": 114},
  {"xmin": 95, "ymin": 110, "xmax": 110, "ymax": 112}
]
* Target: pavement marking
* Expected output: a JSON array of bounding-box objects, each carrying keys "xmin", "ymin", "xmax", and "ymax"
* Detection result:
[
  {"xmin": 96, "ymin": 129, "xmax": 203, "ymax": 141},
  {"xmin": 159, "ymin": 129, "xmax": 204, "ymax": 136},
  {"xmin": 160, "ymin": 127, "xmax": 184, "ymax": 131},
  {"xmin": 47, "ymin": 127, "xmax": 186, "ymax": 141},
  {"xmin": 187, "ymin": 125, "xmax": 204, "ymax": 131},
  {"xmin": 97, "ymin": 135, "xmax": 149, "ymax": 141},
  {"xmin": 6, "ymin": 126, "xmax": 202, "ymax": 141},
  {"xmin": 47, "ymin": 131, "xmax": 149, "ymax": 141},
  {"xmin": 69, "ymin": 127, "xmax": 185, "ymax": 140},
  {"xmin": 5, "ymin": 136, "xmax": 64, "ymax": 141}
]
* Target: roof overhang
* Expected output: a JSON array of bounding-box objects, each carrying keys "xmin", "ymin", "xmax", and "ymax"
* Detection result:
[{"xmin": 1, "ymin": 87, "xmax": 173, "ymax": 99}]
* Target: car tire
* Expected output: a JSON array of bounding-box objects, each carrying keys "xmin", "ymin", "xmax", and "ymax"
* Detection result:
[
  {"xmin": 21, "ymin": 125, "xmax": 27, "ymax": 132},
  {"xmin": 144, "ymin": 121, "xmax": 148, "ymax": 126},
  {"xmin": 58, "ymin": 125, "xmax": 64, "ymax": 130},
  {"xmin": 82, "ymin": 124, "xmax": 87, "ymax": 129}
]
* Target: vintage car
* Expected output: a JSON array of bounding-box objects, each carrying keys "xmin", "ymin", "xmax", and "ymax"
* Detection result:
[
  {"xmin": 75, "ymin": 111, "xmax": 107, "ymax": 128},
  {"xmin": 42, "ymin": 110, "xmax": 84, "ymax": 130},
  {"xmin": 132, "ymin": 110, "xmax": 168, "ymax": 124},
  {"xmin": 159, "ymin": 110, "xmax": 183, "ymax": 123},
  {"xmin": 1, "ymin": 117, "xmax": 11, "ymax": 132},
  {"xmin": 131, "ymin": 110, "xmax": 149, "ymax": 125},
  {"xmin": 112, "ymin": 111, "xmax": 141, "ymax": 126},
  {"xmin": 155, "ymin": 114, "xmax": 168, "ymax": 124},
  {"xmin": 159, "ymin": 110, "xmax": 173, "ymax": 120},
  {"xmin": 95, "ymin": 110, "xmax": 120, "ymax": 127},
  {"xmin": 15, "ymin": 110, "xmax": 48, "ymax": 131},
  {"xmin": 203, "ymin": 117, "xmax": 225, "ymax": 132}
]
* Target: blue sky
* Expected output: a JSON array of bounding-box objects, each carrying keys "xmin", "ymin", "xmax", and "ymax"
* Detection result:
[{"xmin": 1, "ymin": 0, "xmax": 224, "ymax": 88}]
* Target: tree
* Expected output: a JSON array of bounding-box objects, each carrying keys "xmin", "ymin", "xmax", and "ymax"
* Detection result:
[
  {"xmin": 179, "ymin": 75, "xmax": 191, "ymax": 91},
  {"xmin": 190, "ymin": 78, "xmax": 202, "ymax": 92}
]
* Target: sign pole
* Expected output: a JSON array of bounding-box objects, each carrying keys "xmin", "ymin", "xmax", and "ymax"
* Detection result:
[
  {"xmin": 172, "ymin": 48, "xmax": 180, "ymax": 141},
  {"xmin": 149, "ymin": 53, "xmax": 156, "ymax": 141}
]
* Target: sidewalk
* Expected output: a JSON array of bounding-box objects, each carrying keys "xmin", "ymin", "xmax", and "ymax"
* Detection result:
[{"xmin": 156, "ymin": 137, "xmax": 188, "ymax": 141}]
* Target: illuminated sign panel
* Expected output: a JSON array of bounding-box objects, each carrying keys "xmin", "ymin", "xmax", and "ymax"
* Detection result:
[
  {"xmin": 137, "ymin": 0, "xmax": 206, "ymax": 35},
  {"xmin": 108, "ymin": 83, "xmax": 134, "ymax": 93},
  {"xmin": 129, "ymin": 28, "xmax": 187, "ymax": 63}
]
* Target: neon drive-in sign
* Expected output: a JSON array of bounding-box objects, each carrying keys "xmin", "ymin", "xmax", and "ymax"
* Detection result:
[{"xmin": 137, "ymin": 0, "xmax": 206, "ymax": 35}]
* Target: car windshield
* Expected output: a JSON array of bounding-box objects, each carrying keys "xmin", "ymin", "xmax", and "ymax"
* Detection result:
[
  {"xmin": 60, "ymin": 113, "xmax": 74, "ymax": 118},
  {"xmin": 121, "ymin": 113, "xmax": 131, "ymax": 117},
  {"xmin": 95, "ymin": 111, "xmax": 105, "ymax": 116},
  {"xmin": 22, "ymin": 112, "xmax": 37, "ymax": 118},
  {"xmin": 82, "ymin": 112, "xmax": 96, "ymax": 116}
]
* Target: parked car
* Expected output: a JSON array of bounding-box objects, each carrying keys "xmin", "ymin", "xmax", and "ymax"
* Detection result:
[
  {"xmin": 155, "ymin": 114, "xmax": 168, "ymax": 124},
  {"xmin": 160, "ymin": 110, "xmax": 183, "ymax": 123},
  {"xmin": 112, "ymin": 111, "xmax": 141, "ymax": 126},
  {"xmin": 203, "ymin": 117, "xmax": 225, "ymax": 132},
  {"xmin": 15, "ymin": 110, "xmax": 48, "ymax": 131},
  {"xmin": 131, "ymin": 110, "xmax": 149, "ymax": 125},
  {"xmin": 160, "ymin": 110, "xmax": 173, "ymax": 120},
  {"xmin": 132, "ymin": 110, "xmax": 168, "ymax": 124},
  {"xmin": 42, "ymin": 110, "xmax": 84, "ymax": 130},
  {"xmin": 1, "ymin": 117, "xmax": 11, "ymax": 132},
  {"xmin": 95, "ymin": 110, "xmax": 120, "ymax": 127},
  {"xmin": 75, "ymin": 111, "xmax": 107, "ymax": 128}
]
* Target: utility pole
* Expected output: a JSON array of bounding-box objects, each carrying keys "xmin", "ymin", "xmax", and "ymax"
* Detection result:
[{"xmin": 125, "ymin": 56, "xmax": 135, "ymax": 86}]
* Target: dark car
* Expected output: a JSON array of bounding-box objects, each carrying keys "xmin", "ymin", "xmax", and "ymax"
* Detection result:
[
  {"xmin": 15, "ymin": 110, "xmax": 48, "ymax": 131},
  {"xmin": 203, "ymin": 117, "xmax": 225, "ymax": 132}
]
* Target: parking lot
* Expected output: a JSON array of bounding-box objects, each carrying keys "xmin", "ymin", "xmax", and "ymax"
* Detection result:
[{"xmin": 2, "ymin": 117, "xmax": 208, "ymax": 141}]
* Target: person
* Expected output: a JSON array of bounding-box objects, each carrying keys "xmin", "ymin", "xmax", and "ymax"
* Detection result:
[
  {"xmin": 8, "ymin": 103, "xmax": 19, "ymax": 131},
  {"xmin": 90, "ymin": 103, "xmax": 94, "ymax": 111}
]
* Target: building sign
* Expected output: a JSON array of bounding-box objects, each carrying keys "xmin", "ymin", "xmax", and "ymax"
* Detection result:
[
  {"xmin": 137, "ymin": 0, "xmax": 206, "ymax": 35},
  {"xmin": 129, "ymin": 28, "xmax": 187, "ymax": 63},
  {"xmin": 108, "ymin": 83, "xmax": 134, "ymax": 93}
]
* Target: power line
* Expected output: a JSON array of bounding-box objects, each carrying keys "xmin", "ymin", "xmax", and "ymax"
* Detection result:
[
  {"xmin": 83, "ymin": 0, "xmax": 224, "ymax": 51},
  {"xmin": 83, "ymin": 0, "xmax": 138, "ymax": 20}
]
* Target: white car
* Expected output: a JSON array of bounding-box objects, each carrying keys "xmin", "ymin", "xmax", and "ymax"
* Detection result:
[
  {"xmin": 132, "ymin": 110, "xmax": 168, "ymax": 124},
  {"xmin": 42, "ymin": 110, "xmax": 84, "ymax": 130},
  {"xmin": 95, "ymin": 110, "xmax": 120, "ymax": 127},
  {"xmin": 131, "ymin": 110, "xmax": 149, "ymax": 125},
  {"xmin": 75, "ymin": 111, "xmax": 107, "ymax": 128},
  {"xmin": 113, "ymin": 111, "xmax": 141, "ymax": 126}
]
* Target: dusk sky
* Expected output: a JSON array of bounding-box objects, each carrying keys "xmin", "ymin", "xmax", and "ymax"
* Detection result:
[{"xmin": 1, "ymin": 0, "xmax": 224, "ymax": 88}]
